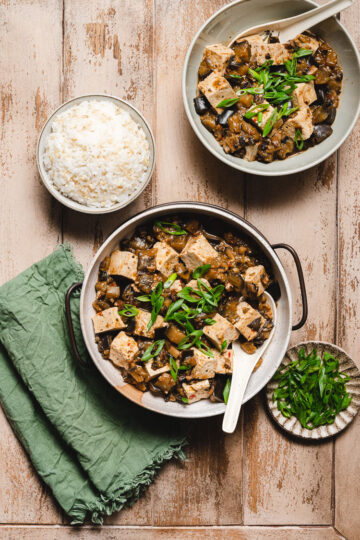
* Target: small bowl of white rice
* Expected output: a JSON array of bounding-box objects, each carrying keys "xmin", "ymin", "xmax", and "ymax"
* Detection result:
[{"xmin": 37, "ymin": 95, "xmax": 155, "ymax": 214}]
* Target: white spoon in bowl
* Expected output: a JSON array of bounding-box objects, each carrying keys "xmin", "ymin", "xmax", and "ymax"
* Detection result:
[
  {"xmin": 229, "ymin": 0, "xmax": 352, "ymax": 45},
  {"xmin": 222, "ymin": 292, "xmax": 277, "ymax": 434}
]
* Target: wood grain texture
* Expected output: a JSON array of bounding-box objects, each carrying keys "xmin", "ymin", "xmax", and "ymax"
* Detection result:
[
  {"xmin": 0, "ymin": 0, "xmax": 359, "ymax": 535},
  {"xmin": 335, "ymin": 3, "xmax": 360, "ymax": 539},
  {"xmin": 61, "ymin": 0, "xmax": 154, "ymax": 267},
  {"xmin": 0, "ymin": 0, "xmax": 62, "ymax": 524},
  {"xmin": 242, "ymin": 162, "xmax": 337, "ymax": 522},
  {"xmin": 153, "ymin": 0, "xmax": 245, "ymax": 213},
  {"xmin": 0, "ymin": 526, "xmax": 344, "ymax": 540}
]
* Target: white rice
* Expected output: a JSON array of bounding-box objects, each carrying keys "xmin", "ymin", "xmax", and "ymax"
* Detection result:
[{"xmin": 42, "ymin": 100, "xmax": 150, "ymax": 208}]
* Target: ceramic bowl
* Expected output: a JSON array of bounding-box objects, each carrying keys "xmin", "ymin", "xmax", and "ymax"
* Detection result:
[
  {"xmin": 266, "ymin": 341, "xmax": 360, "ymax": 439},
  {"xmin": 36, "ymin": 94, "xmax": 155, "ymax": 214},
  {"xmin": 182, "ymin": 0, "xmax": 360, "ymax": 176}
]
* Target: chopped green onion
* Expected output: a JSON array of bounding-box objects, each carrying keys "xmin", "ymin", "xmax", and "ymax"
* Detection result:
[
  {"xmin": 262, "ymin": 109, "xmax": 278, "ymax": 138},
  {"xmin": 164, "ymin": 299, "xmax": 185, "ymax": 321},
  {"xmin": 294, "ymin": 128, "xmax": 304, "ymax": 150},
  {"xmin": 228, "ymin": 73, "xmax": 243, "ymax": 79},
  {"xmin": 295, "ymin": 48, "xmax": 314, "ymax": 58},
  {"xmin": 181, "ymin": 397, "xmax": 189, "ymax": 404},
  {"xmin": 118, "ymin": 304, "xmax": 139, "ymax": 317},
  {"xmin": 216, "ymin": 97, "xmax": 240, "ymax": 108},
  {"xmin": 243, "ymin": 103, "xmax": 270, "ymax": 120},
  {"xmin": 272, "ymin": 347, "xmax": 352, "ymax": 429},
  {"xmin": 137, "ymin": 295, "xmax": 151, "ymax": 302},
  {"xmin": 192, "ymin": 264, "xmax": 211, "ymax": 279},
  {"xmin": 164, "ymin": 273, "xmax": 177, "ymax": 289},
  {"xmin": 204, "ymin": 318, "xmax": 216, "ymax": 325},
  {"xmin": 141, "ymin": 339, "xmax": 166, "ymax": 362},
  {"xmin": 223, "ymin": 377, "xmax": 231, "ymax": 404},
  {"xmin": 169, "ymin": 356, "xmax": 178, "ymax": 382},
  {"xmin": 155, "ymin": 221, "xmax": 187, "ymax": 236},
  {"xmin": 220, "ymin": 340, "xmax": 228, "ymax": 353}
]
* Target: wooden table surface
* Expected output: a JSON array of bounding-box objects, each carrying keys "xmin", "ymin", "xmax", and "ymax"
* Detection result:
[{"xmin": 0, "ymin": 1, "xmax": 359, "ymax": 539}]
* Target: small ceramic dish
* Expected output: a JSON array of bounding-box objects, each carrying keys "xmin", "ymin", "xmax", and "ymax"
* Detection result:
[
  {"xmin": 266, "ymin": 341, "xmax": 360, "ymax": 439},
  {"xmin": 182, "ymin": 0, "xmax": 360, "ymax": 176},
  {"xmin": 36, "ymin": 94, "xmax": 155, "ymax": 214}
]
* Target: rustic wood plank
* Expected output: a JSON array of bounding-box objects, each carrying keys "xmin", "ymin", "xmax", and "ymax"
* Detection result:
[
  {"xmin": 242, "ymin": 159, "xmax": 337, "ymax": 523},
  {"xmin": 153, "ymin": 0, "xmax": 245, "ymax": 212},
  {"xmin": 105, "ymin": 0, "xmax": 244, "ymax": 526},
  {"xmin": 110, "ymin": 416, "xmax": 242, "ymax": 525},
  {"xmin": 0, "ymin": 526, "xmax": 343, "ymax": 540},
  {"xmin": 334, "ymin": 3, "xmax": 360, "ymax": 538},
  {"xmin": 0, "ymin": 0, "xmax": 63, "ymax": 524},
  {"xmin": 62, "ymin": 0, "xmax": 154, "ymax": 268}
]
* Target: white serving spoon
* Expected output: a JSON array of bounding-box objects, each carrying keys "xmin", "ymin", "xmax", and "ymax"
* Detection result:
[
  {"xmin": 222, "ymin": 292, "xmax": 276, "ymax": 434},
  {"xmin": 229, "ymin": 0, "xmax": 352, "ymax": 45}
]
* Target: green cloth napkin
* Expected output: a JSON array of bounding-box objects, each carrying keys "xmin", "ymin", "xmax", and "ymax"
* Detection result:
[{"xmin": 0, "ymin": 245, "xmax": 187, "ymax": 524}]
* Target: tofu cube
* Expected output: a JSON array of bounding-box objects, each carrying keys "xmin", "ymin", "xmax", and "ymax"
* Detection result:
[
  {"xmin": 180, "ymin": 233, "xmax": 218, "ymax": 272},
  {"xmin": 186, "ymin": 349, "xmax": 217, "ymax": 380},
  {"xmin": 282, "ymin": 107, "xmax": 314, "ymax": 140},
  {"xmin": 109, "ymin": 331, "xmax": 139, "ymax": 368},
  {"xmin": 153, "ymin": 241, "xmax": 179, "ymax": 277},
  {"xmin": 244, "ymin": 34, "xmax": 264, "ymax": 46},
  {"xmin": 169, "ymin": 279, "xmax": 184, "ymax": 294},
  {"xmin": 243, "ymin": 265, "xmax": 269, "ymax": 297},
  {"xmin": 215, "ymin": 348, "xmax": 234, "ymax": 374},
  {"xmin": 234, "ymin": 301, "xmax": 265, "ymax": 341},
  {"xmin": 109, "ymin": 250, "xmax": 138, "ymax": 281},
  {"xmin": 92, "ymin": 307, "xmax": 126, "ymax": 334},
  {"xmin": 292, "ymin": 81, "xmax": 317, "ymax": 109},
  {"xmin": 203, "ymin": 313, "xmax": 239, "ymax": 350},
  {"xmin": 250, "ymin": 43, "xmax": 292, "ymax": 65},
  {"xmin": 134, "ymin": 308, "xmax": 167, "ymax": 339},
  {"xmin": 182, "ymin": 380, "xmax": 211, "ymax": 403},
  {"xmin": 294, "ymin": 34, "xmax": 320, "ymax": 54},
  {"xmin": 145, "ymin": 361, "xmax": 170, "ymax": 380},
  {"xmin": 202, "ymin": 43, "xmax": 235, "ymax": 75},
  {"xmin": 198, "ymin": 72, "xmax": 238, "ymax": 113}
]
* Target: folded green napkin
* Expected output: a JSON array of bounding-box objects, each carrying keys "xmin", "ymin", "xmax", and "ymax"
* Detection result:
[{"xmin": 0, "ymin": 245, "xmax": 187, "ymax": 524}]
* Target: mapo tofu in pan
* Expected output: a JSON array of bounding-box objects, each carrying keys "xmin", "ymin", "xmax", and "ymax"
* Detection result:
[
  {"xmin": 194, "ymin": 32, "xmax": 343, "ymax": 163},
  {"xmin": 92, "ymin": 216, "xmax": 274, "ymax": 404}
]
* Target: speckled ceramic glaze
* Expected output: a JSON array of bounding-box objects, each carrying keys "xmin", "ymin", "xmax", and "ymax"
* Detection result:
[
  {"xmin": 182, "ymin": 0, "xmax": 360, "ymax": 176},
  {"xmin": 266, "ymin": 341, "xmax": 360, "ymax": 439}
]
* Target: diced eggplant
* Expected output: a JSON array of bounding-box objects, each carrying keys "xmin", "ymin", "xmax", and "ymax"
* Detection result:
[
  {"xmin": 99, "ymin": 270, "xmax": 108, "ymax": 281},
  {"xmin": 312, "ymin": 124, "xmax": 333, "ymax": 144},
  {"xmin": 315, "ymin": 86, "xmax": 325, "ymax": 104},
  {"xmin": 216, "ymin": 109, "xmax": 236, "ymax": 127},
  {"xmin": 325, "ymin": 107, "xmax": 336, "ymax": 125},
  {"xmin": 194, "ymin": 96, "xmax": 209, "ymax": 115}
]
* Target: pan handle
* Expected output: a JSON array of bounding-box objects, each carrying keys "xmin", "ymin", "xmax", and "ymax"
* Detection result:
[
  {"xmin": 65, "ymin": 282, "xmax": 88, "ymax": 367},
  {"xmin": 271, "ymin": 243, "xmax": 308, "ymax": 331}
]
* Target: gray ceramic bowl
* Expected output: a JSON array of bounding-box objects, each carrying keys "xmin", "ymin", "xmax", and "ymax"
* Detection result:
[
  {"xmin": 37, "ymin": 94, "xmax": 155, "ymax": 214},
  {"xmin": 182, "ymin": 0, "xmax": 360, "ymax": 176}
]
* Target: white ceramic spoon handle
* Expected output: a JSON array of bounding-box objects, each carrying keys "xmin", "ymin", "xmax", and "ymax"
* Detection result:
[
  {"xmin": 279, "ymin": 0, "xmax": 353, "ymax": 42},
  {"xmin": 222, "ymin": 346, "xmax": 259, "ymax": 434},
  {"xmin": 234, "ymin": 0, "xmax": 353, "ymax": 43}
]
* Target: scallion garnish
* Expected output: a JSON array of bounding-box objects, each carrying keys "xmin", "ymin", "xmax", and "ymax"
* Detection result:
[
  {"xmin": 294, "ymin": 128, "xmax": 304, "ymax": 150},
  {"xmin": 262, "ymin": 109, "xmax": 278, "ymax": 137},
  {"xmin": 216, "ymin": 97, "xmax": 240, "ymax": 108},
  {"xmin": 181, "ymin": 397, "xmax": 189, "ymax": 404},
  {"xmin": 223, "ymin": 377, "xmax": 231, "ymax": 404},
  {"xmin": 220, "ymin": 340, "xmax": 228, "ymax": 353},
  {"xmin": 141, "ymin": 339, "xmax": 166, "ymax": 362},
  {"xmin": 155, "ymin": 221, "xmax": 187, "ymax": 236},
  {"xmin": 164, "ymin": 273, "xmax": 177, "ymax": 289},
  {"xmin": 118, "ymin": 304, "xmax": 139, "ymax": 317},
  {"xmin": 146, "ymin": 282, "xmax": 164, "ymax": 332},
  {"xmin": 272, "ymin": 348, "xmax": 352, "ymax": 429},
  {"xmin": 169, "ymin": 356, "xmax": 178, "ymax": 382},
  {"xmin": 192, "ymin": 264, "xmax": 211, "ymax": 279}
]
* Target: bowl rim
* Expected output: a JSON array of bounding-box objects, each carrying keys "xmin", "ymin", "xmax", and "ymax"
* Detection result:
[
  {"xmin": 36, "ymin": 93, "xmax": 156, "ymax": 214},
  {"xmin": 79, "ymin": 201, "xmax": 293, "ymax": 418},
  {"xmin": 182, "ymin": 0, "xmax": 360, "ymax": 177}
]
